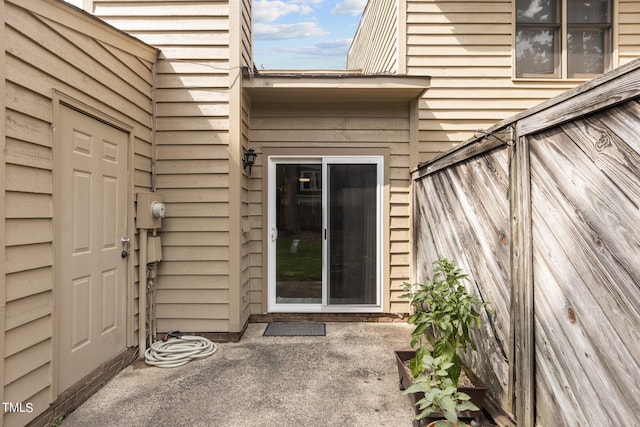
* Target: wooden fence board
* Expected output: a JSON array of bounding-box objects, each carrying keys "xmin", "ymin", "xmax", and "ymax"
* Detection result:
[
  {"xmin": 413, "ymin": 147, "xmax": 512, "ymax": 409},
  {"xmin": 559, "ymin": 103, "xmax": 640, "ymax": 207},
  {"xmin": 530, "ymin": 129, "xmax": 640, "ymax": 304},
  {"xmin": 530, "ymin": 201, "xmax": 640, "ymax": 424}
]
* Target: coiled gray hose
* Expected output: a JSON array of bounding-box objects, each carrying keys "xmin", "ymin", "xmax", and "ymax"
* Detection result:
[{"xmin": 144, "ymin": 335, "xmax": 218, "ymax": 368}]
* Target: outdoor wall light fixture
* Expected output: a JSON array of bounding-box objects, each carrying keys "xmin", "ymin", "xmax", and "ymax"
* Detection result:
[{"xmin": 243, "ymin": 148, "xmax": 257, "ymax": 175}]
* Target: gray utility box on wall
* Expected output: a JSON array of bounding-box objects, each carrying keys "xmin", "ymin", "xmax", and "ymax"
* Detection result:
[{"xmin": 136, "ymin": 192, "xmax": 166, "ymax": 229}]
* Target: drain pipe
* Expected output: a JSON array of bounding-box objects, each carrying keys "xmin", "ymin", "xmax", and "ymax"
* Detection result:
[{"xmin": 139, "ymin": 228, "xmax": 148, "ymax": 357}]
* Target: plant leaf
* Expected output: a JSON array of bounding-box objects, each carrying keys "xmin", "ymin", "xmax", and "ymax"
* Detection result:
[
  {"xmin": 416, "ymin": 408, "xmax": 435, "ymax": 420},
  {"xmin": 439, "ymin": 395, "xmax": 458, "ymax": 422},
  {"xmin": 403, "ymin": 383, "xmax": 426, "ymax": 394},
  {"xmin": 456, "ymin": 400, "xmax": 480, "ymax": 412}
]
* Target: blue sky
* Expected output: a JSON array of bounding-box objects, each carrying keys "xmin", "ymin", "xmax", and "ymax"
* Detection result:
[
  {"xmin": 65, "ymin": 0, "xmax": 367, "ymax": 70},
  {"xmin": 253, "ymin": 0, "xmax": 367, "ymax": 69}
]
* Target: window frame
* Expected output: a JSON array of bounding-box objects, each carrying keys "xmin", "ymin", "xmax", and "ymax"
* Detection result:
[{"xmin": 514, "ymin": 0, "xmax": 614, "ymax": 80}]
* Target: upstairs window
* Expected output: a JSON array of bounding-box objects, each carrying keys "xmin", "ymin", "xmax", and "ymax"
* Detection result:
[{"xmin": 515, "ymin": 0, "xmax": 612, "ymax": 79}]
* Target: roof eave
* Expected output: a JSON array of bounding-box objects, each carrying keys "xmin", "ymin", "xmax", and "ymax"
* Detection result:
[{"xmin": 243, "ymin": 72, "xmax": 430, "ymax": 103}]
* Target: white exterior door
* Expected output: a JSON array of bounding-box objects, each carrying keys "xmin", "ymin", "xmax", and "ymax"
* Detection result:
[{"xmin": 56, "ymin": 105, "xmax": 128, "ymax": 394}]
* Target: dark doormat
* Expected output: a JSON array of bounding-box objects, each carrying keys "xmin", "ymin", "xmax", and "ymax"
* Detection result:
[{"xmin": 263, "ymin": 322, "xmax": 326, "ymax": 337}]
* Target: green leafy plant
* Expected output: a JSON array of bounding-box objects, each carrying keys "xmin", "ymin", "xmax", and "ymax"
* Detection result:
[
  {"xmin": 404, "ymin": 354, "xmax": 479, "ymax": 426},
  {"xmin": 401, "ymin": 257, "xmax": 490, "ymax": 386}
]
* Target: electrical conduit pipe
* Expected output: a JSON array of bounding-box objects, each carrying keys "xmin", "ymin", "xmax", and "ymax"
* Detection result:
[{"xmin": 139, "ymin": 228, "xmax": 148, "ymax": 358}]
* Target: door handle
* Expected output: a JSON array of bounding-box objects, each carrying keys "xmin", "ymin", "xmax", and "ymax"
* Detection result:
[
  {"xmin": 121, "ymin": 236, "xmax": 131, "ymax": 258},
  {"xmin": 271, "ymin": 228, "xmax": 278, "ymax": 241}
]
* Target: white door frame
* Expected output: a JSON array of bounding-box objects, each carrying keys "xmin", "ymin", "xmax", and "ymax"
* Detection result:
[{"xmin": 267, "ymin": 155, "xmax": 384, "ymax": 313}]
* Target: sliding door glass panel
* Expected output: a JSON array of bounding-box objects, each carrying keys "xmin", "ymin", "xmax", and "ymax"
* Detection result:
[
  {"xmin": 275, "ymin": 163, "xmax": 323, "ymax": 304},
  {"xmin": 327, "ymin": 163, "xmax": 378, "ymax": 305}
]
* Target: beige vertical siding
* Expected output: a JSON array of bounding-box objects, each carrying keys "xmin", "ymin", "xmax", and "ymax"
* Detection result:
[
  {"xmin": 241, "ymin": 0, "xmax": 253, "ymax": 68},
  {"xmin": 347, "ymin": 0, "xmax": 399, "ymax": 73},
  {"xmin": 94, "ymin": 0, "xmax": 241, "ymax": 333},
  {"xmin": 248, "ymin": 101, "xmax": 412, "ymax": 313},
  {"xmin": 3, "ymin": 1, "xmax": 155, "ymax": 425}
]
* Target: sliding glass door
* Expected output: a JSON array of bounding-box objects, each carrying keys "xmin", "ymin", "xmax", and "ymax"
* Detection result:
[{"xmin": 268, "ymin": 156, "xmax": 383, "ymax": 312}]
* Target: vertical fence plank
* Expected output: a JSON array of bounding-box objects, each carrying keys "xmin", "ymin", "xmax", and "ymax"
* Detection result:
[{"xmin": 511, "ymin": 132, "xmax": 535, "ymax": 426}]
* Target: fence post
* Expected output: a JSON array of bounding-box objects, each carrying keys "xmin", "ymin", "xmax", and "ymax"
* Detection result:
[{"xmin": 511, "ymin": 129, "xmax": 535, "ymax": 426}]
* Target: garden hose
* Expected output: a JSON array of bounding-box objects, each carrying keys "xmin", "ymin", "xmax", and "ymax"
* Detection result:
[{"xmin": 144, "ymin": 335, "xmax": 218, "ymax": 368}]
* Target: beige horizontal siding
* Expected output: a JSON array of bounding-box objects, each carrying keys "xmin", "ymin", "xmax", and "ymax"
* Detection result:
[
  {"xmin": 3, "ymin": 1, "xmax": 155, "ymax": 425},
  {"xmin": 405, "ymin": 0, "xmax": 511, "ymax": 161},
  {"xmin": 154, "ymin": 318, "xmax": 229, "ymax": 333},
  {"xmin": 619, "ymin": 0, "xmax": 640, "ymax": 63},
  {"xmin": 156, "ymin": 153, "xmax": 223, "ymax": 176},
  {"xmin": 135, "ymin": 5, "xmax": 235, "ymax": 331},
  {"xmin": 157, "ymin": 274, "xmax": 229, "ymax": 289}
]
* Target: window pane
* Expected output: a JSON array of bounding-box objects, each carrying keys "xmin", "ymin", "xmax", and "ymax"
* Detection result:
[
  {"xmin": 568, "ymin": 29, "xmax": 605, "ymax": 76},
  {"xmin": 328, "ymin": 164, "xmax": 378, "ymax": 305},
  {"xmin": 517, "ymin": 0, "xmax": 558, "ymax": 23},
  {"xmin": 275, "ymin": 164, "xmax": 322, "ymax": 304},
  {"xmin": 568, "ymin": 0, "xmax": 610, "ymax": 24},
  {"xmin": 516, "ymin": 29, "xmax": 557, "ymax": 76}
]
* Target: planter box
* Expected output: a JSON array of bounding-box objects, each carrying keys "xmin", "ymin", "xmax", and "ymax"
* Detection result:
[{"xmin": 395, "ymin": 350, "xmax": 488, "ymax": 419}]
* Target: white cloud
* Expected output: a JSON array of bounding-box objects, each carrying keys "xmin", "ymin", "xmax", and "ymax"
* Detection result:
[
  {"xmin": 331, "ymin": 0, "xmax": 367, "ymax": 16},
  {"xmin": 255, "ymin": 22, "xmax": 328, "ymax": 40},
  {"xmin": 254, "ymin": 0, "xmax": 314, "ymax": 23},
  {"xmin": 291, "ymin": 0, "xmax": 325, "ymax": 4},
  {"xmin": 256, "ymin": 39, "xmax": 351, "ymax": 69},
  {"xmin": 279, "ymin": 39, "xmax": 352, "ymax": 57}
]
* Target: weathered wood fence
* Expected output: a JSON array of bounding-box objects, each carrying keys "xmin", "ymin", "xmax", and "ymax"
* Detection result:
[{"xmin": 412, "ymin": 59, "xmax": 640, "ymax": 426}]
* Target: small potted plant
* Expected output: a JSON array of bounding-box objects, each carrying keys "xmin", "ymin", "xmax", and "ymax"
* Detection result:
[
  {"xmin": 404, "ymin": 354, "xmax": 479, "ymax": 427},
  {"xmin": 396, "ymin": 257, "xmax": 490, "ymax": 418}
]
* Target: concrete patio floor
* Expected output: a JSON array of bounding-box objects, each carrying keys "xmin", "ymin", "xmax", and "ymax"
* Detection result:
[{"xmin": 61, "ymin": 322, "xmax": 419, "ymax": 427}]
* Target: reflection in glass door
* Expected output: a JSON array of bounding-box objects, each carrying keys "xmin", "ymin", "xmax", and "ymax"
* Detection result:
[
  {"xmin": 268, "ymin": 156, "xmax": 383, "ymax": 312},
  {"xmin": 274, "ymin": 163, "xmax": 323, "ymax": 304}
]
